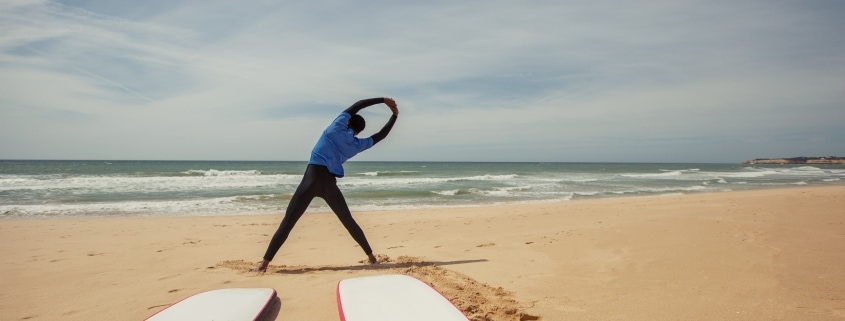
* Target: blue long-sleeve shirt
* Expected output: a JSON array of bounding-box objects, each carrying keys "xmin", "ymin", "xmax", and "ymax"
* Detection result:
[{"xmin": 308, "ymin": 98, "xmax": 398, "ymax": 177}]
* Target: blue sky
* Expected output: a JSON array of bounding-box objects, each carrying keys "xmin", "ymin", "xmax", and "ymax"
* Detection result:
[{"xmin": 1, "ymin": 0, "xmax": 843, "ymax": 162}]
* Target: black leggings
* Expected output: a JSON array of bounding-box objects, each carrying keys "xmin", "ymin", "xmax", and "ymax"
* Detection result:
[{"xmin": 262, "ymin": 164, "xmax": 373, "ymax": 261}]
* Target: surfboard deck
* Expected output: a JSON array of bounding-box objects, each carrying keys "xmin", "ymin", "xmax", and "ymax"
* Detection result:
[
  {"xmin": 336, "ymin": 274, "xmax": 468, "ymax": 321},
  {"xmin": 145, "ymin": 287, "xmax": 277, "ymax": 321}
]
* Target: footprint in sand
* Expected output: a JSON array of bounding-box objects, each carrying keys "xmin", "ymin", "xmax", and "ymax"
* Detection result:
[
  {"xmin": 158, "ymin": 274, "xmax": 181, "ymax": 281},
  {"xmin": 60, "ymin": 310, "xmax": 80, "ymax": 316}
]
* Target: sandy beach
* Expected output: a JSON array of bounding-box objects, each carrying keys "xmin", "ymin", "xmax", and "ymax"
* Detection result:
[{"xmin": 1, "ymin": 185, "xmax": 843, "ymax": 320}]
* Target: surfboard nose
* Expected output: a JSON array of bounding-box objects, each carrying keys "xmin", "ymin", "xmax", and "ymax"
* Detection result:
[
  {"xmin": 145, "ymin": 288, "xmax": 278, "ymax": 321},
  {"xmin": 337, "ymin": 274, "xmax": 469, "ymax": 321}
]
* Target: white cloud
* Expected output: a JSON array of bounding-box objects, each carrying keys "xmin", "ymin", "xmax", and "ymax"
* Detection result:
[{"xmin": 2, "ymin": 0, "xmax": 844, "ymax": 162}]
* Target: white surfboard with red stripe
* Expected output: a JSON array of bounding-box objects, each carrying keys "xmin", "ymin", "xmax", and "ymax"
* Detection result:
[
  {"xmin": 336, "ymin": 274, "xmax": 468, "ymax": 321},
  {"xmin": 145, "ymin": 288, "xmax": 277, "ymax": 321}
]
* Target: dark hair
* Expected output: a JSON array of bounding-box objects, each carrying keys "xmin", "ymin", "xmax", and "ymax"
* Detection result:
[{"xmin": 349, "ymin": 114, "xmax": 366, "ymax": 133}]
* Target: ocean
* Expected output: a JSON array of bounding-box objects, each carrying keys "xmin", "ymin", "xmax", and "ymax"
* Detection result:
[{"xmin": 1, "ymin": 160, "xmax": 844, "ymax": 219}]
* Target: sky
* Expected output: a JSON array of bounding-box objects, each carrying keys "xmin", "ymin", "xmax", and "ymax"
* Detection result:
[{"xmin": 1, "ymin": 0, "xmax": 844, "ymax": 163}]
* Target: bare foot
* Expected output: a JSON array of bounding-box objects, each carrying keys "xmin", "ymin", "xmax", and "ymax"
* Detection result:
[
  {"xmin": 251, "ymin": 260, "xmax": 269, "ymax": 274},
  {"xmin": 367, "ymin": 254, "xmax": 378, "ymax": 264}
]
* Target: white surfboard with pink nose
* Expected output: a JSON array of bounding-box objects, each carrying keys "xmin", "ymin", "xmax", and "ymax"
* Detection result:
[
  {"xmin": 336, "ymin": 274, "xmax": 468, "ymax": 321},
  {"xmin": 145, "ymin": 288, "xmax": 277, "ymax": 321}
]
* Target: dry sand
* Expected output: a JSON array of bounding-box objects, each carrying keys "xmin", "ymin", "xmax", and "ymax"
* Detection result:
[{"xmin": 1, "ymin": 186, "xmax": 844, "ymax": 320}]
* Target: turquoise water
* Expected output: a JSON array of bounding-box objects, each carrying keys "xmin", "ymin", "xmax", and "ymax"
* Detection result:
[{"xmin": 1, "ymin": 160, "xmax": 844, "ymax": 218}]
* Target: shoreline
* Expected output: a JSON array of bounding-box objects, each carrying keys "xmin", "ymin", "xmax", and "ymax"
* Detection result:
[
  {"xmin": 2, "ymin": 185, "xmax": 844, "ymax": 320},
  {"xmin": 4, "ymin": 183, "xmax": 843, "ymax": 221},
  {"xmin": 4, "ymin": 161, "xmax": 843, "ymax": 220}
]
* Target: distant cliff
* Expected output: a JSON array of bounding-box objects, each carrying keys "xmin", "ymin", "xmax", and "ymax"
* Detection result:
[{"xmin": 742, "ymin": 156, "xmax": 845, "ymax": 165}]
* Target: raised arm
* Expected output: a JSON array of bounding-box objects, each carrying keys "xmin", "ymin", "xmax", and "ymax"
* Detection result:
[
  {"xmin": 370, "ymin": 99, "xmax": 399, "ymax": 145},
  {"xmin": 344, "ymin": 98, "xmax": 387, "ymax": 115}
]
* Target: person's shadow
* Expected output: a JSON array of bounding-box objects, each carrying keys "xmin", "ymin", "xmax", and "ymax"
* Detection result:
[{"xmin": 270, "ymin": 259, "xmax": 488, "ymax": 274}]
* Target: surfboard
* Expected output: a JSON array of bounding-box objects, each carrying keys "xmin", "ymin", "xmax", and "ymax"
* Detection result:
[
  {"xmin": 145, "ymin": 288, "xmax": 277, "ymax": 321},
  {"xmin": 336, "ymin": 274, "xmax": 468, "ymax": 321}
]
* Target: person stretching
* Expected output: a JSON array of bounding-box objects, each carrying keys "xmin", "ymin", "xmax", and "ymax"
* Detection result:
[{"xmin": 253, "ymin": 97, "xmax": 399, "ymax": 272}]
